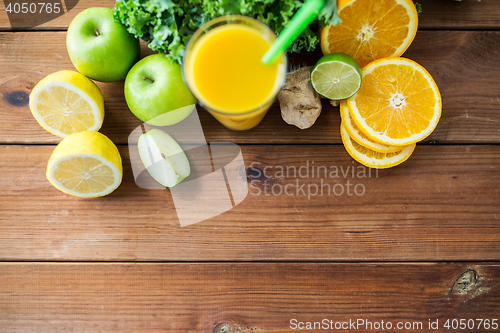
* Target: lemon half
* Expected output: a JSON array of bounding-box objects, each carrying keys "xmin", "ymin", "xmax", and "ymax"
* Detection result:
[
  {"xmin": 46, "ymin": 131, "xmax": 122, "ymax": 198},
  {"xmin": 29, "ymin": 70, "xmax": 104, "ymax": 138}
]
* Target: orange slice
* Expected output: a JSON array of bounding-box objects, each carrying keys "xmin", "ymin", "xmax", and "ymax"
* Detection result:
[
  {"xmin": 337, "ymin": 0, "xmax": 350, "ymax": 9},
  {"xmin": 347, "ymin": 57, "xmax": 441, "ymax": 146},
  {"xmin": 321, "ymin": 0, "xmax": 418, "ymax": 67},
  {"xmin": 339, "ymin": 100, "xmax": 407, "ymax": 153},
  {"xmin": 341, "ymin": 125, "xmax": 415, "ymax": 169}
]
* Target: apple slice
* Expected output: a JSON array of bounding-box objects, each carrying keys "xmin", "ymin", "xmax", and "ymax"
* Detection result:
[{"xmin": 138, "ymin": 129, "xmax": 190, "ymax": 187}]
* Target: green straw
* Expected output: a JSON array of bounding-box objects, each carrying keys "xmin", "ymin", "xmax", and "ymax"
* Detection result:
[{"xmin": 261, "ymin": 0, "xmax": 325, "ymax": 65}]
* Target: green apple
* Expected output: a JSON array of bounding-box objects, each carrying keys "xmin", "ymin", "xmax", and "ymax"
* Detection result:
[
  {"xmin": 125, "ymin": 54, "xmax": 197, "ymax": 126},
  {"xmin": 66, "ymin": 7, "xmax": 140, "ymax": 82},
  {"xmin": 138, "ymin": 129, "xmax": 190, "ymax": 187}
]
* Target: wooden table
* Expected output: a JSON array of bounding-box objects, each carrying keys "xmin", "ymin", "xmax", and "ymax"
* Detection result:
[{"xmin": 1, "ymin": 0, "xmax": 499, "ymax": 331}]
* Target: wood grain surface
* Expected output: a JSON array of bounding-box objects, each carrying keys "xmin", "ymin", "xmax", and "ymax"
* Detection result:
[
  {"xmin": 0, "ymin": 0, "xmax": 498, "ymax": 31},
  {"xmin": 417, "ymin": 0, "xmax": 500, "ymax": 30},
  {"xmin": 1, "ymin": 1, "xmax": 499, "ymax": 330},
  {"xmin": 1, "ymin": 144, "xmax": 499, "ymax": 261},
  {"xmin": 1, "ymin": 31, "xmax": 500, "ymax": 144},
  {"xmin": 0, "ymin": 263, "xmax": 499, "ymax": 332}
]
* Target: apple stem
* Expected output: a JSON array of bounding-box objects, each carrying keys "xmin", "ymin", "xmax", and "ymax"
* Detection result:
[
  {"xmin": 142, "ymin": 76, "xmax": 155, "ymax": 84},
  {"xmin": 94, "ymin": 28, "xmax": 100, "ymax": 37}
]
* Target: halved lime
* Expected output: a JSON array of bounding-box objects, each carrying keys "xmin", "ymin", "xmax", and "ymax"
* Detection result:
[{"xmin": 310, "ymin": 53, "xmax": 362, "ymax": 100}]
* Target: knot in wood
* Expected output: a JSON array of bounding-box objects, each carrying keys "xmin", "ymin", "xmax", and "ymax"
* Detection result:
[
  {"xmin": 451, "ymin": 270, "xmax": 478, "ymax": 296},
  {"xmin": 246, "ymin": 166, "xmax": 266, "ymax": 181},
  {"xmin": 7, "ymin": 91, "xmax": 29, "ymax": 107},
  {"xmin": 213, "ymin": 322, "xmax": 233, "ymax": 333}
]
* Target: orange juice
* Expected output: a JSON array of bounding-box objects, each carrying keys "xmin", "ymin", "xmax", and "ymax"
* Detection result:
[{"xmin": 184, "ymin": 16, "xmax": 286, "ymax": 130}]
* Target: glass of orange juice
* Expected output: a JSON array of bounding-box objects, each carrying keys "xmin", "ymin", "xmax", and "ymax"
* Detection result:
[{"xmin": 183, "ymin": 16, "xmax": 287, "ymax": 131}]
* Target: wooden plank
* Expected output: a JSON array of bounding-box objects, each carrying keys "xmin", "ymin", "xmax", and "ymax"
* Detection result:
[
  {"xmin": 0, "ymin": 263, "xmax": 499, "ymax": 332},
  {"xmin": 1, "ymin": 31, "xmax": 500, "ymax": 145},
  {"xmin": 1, "ymin": 144, "xmax": 499, "ymax": 261},
  {"xmin": 1, "ymin": 0, "xmax": 499, "ymax": 31},
  {"xmin": 417, "ymin": 0, "xmax": 500, "ymax": 30}
]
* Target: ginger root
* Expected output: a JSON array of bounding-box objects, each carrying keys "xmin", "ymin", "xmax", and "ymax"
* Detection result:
[
  {"xmin": 277, "ymin": 66, "xmax": 322, "ymax": 130},
  {"xmin": 329, "ymin": 99, "xmax": 340, "ymax": 107}
]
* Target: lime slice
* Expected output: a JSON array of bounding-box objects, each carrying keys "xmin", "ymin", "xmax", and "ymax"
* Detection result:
[{"xmin": 310, "ymin": 53, "xmax": 362, "ymax": 100}]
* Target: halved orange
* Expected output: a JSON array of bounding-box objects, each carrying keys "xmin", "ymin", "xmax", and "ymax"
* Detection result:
[
  {"xmin": 321, "ymin": 0, "xmax": 418, "ymax": 67},
  {"xmin": 347, "ymin": 57, "xmax": 441, "ymax": 146},
  {"xmin": 341, "ymin": 125, "xmax": 415, "ymax": 169}
]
